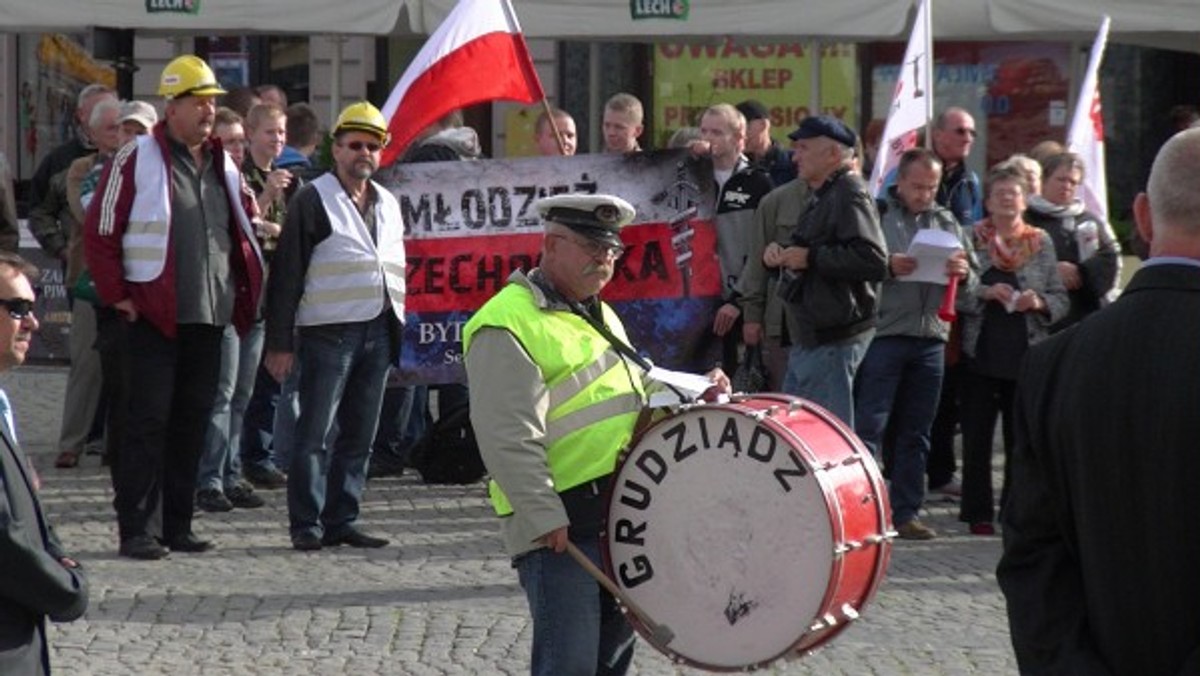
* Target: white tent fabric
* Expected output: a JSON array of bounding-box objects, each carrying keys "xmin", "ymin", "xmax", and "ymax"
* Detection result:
[
  {"xmin": 0, "ymin": 0, "xmax": 405, "ymax": 36},
  {"xmin": 402, "ymin": 0, "xmax": 1200, "ymax": 51},
  {"xmin": 3, "ymin": 0, "xmax": 1199, "ymax": 52}
]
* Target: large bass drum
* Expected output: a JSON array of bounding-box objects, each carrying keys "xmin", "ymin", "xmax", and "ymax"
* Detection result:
[{"xmin": 601, "ymin": 393, "xmax": 893, "ymax": 671}]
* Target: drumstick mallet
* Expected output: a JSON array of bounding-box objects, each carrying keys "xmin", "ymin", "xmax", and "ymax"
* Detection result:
[{"xmin": 564, "ymin": 541, "xmax": 676, "ymax": 645}]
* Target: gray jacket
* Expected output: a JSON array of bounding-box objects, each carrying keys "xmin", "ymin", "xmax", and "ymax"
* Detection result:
[
  {"xmin": 739, "ymin": 179, "xmax": 809, "ymax": 340},
  {"xmin": 959, "ymin": 225, "xmax": 1069, "ymax": 358},
  {"xmin": 875, "ymin": 189, "xmax": 978, "ymax": 341}
]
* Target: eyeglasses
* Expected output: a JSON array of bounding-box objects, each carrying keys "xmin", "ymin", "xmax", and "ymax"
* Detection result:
[
  {"xmin": 953, "ymin": 127, "xmax": 977, "ymax": 138},
  {"xmin": 552, "ymin": 233, "xmax": 626, "ymax": 259},
  {"xmin": 0, "ymin": 298, "xmax": 35, "ymax": 320},
  {"xmin": 341, "ymin": 140, "xmax": 383, "ymax": 153}
]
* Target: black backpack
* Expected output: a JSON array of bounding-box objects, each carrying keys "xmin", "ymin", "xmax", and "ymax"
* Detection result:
[{"xmin": 409, "ymin": 405, "xmax": 486, "ymax": 485}]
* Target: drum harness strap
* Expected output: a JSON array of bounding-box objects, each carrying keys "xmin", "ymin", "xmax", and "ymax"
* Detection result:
[{"xmin": 530, "ymin": 275, "xmax": 694, "ymax": 474}]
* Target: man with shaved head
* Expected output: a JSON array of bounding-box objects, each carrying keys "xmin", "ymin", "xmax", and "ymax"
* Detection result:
[{"xmin": 999, "ymin": 128, "xmax": 1200, "ymax": 675}]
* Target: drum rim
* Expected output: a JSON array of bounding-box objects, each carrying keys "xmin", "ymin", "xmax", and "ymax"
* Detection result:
[{"xmin": 599, "ymin": 394, "xmax": 893, "ymax": 671}]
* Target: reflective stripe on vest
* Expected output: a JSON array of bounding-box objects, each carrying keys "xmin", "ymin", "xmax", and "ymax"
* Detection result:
[
  {"xmin": 297, "ymin": 174, "xmax": 406, "ymax": 326},
  {"xmin": 464, "ymin": 277, "xmax": 644, "ymax": 516},
  {"xmin": 121, "ymin": 134, "xmax": 259, "ymax": 282}
]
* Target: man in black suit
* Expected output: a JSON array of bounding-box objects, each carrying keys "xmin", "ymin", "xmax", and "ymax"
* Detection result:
[
  {"xmin": 998, "ymin": 128, "xmax": 1200, "ymax": 675},
  {"xmin": 0, "ymin": 252, "xmax": 89, "ymax": 674}
]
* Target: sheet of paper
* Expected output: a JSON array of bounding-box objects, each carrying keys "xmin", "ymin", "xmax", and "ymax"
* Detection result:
[
  {"xmin": 646, "ymin": 366, "xmax": 714, "ymax": 403},
  {"xmin": 900, "ymin": 228, "xmax": 962, "ymax": 285}
]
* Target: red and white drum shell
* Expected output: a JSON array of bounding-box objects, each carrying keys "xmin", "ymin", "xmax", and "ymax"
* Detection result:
[{"xmin": 601, "ymin": 393, "xmax": 893, "ymax": 672}]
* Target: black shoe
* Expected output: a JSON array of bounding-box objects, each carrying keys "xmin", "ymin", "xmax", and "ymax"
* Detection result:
[
  {"xmin": 321, "ymin": 528, "xmax": 389, "ymax": 549},
  {"xmin": 367, "ymin": 453, "xmax": 406, "ymax": 479},
  {"xmin": 119, "ymin": 534, "xmax": 169, "ymax": 560},
  {"xmin": 226, "ymin": 482, "xmax": 265, "ymax": 509},
  {"xmin": 166, "ymin": 532, "xmax": 214, "ymax": 553},
  {"xmin": 291, "ymin": 532, "xmax": 323, "ymax": 551},
  {"xmin": 196, "ymin": 488, "xmax": 233, "ymax": 513},
  {"xmin": 244, "ymin": 467, "xmax": 288, "ymax": 490}
]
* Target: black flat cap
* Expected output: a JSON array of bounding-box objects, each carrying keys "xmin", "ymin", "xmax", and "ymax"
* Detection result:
[
  {"xmin": 788, "ymin": 115, "xmax": 857, "ymax": 148},
  {"xmin": 735, "ymin": 100, "xmax": 769, "ymax": 123}
]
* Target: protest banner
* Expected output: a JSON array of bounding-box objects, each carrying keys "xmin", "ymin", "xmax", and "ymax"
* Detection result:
[{"xmin": 379, "ymin": 149, "xmax": 721, "ymax": 384}]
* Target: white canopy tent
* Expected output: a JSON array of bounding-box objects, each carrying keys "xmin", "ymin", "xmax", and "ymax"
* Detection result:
[
  {"xmin": 5, "ymin": 0, "xmax": 1198, "ymax": 49},
  {"xmin": 400, "ymin": 0, "xmax": 1200, "ymax": 52}
]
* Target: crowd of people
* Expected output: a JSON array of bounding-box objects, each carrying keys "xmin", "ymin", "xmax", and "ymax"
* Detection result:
[{"xmin": 7, "ymin": 49, "xmax": 1196, "ymax": 676}]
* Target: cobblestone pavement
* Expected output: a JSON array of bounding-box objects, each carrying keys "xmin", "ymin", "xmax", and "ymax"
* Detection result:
[{"xmin": 3, "ymin": 366, "xmax": 1017, "ymax": 675}]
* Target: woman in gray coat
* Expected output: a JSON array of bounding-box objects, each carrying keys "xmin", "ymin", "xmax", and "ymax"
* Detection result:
[{"xmin": 957, "ymin": 166, "xmax": 1068, "ymax": 535}]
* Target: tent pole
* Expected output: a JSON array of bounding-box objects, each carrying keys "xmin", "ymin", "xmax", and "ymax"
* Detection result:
[
  {"xmin": 329, "ymin": 35, "xmax": 344, "ymax": 123},
  {"xmin": 588, "ymin": 42, "xmax": 601, "ymax": 153},
  {"xmin": 809, "ymin": 41, "xmax": 822, "ymax": 118}
]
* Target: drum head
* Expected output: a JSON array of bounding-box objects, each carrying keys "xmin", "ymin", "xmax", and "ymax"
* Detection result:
[{"xmin": 603, "ymin": 403, "xmax": 838, "ymax": 670}]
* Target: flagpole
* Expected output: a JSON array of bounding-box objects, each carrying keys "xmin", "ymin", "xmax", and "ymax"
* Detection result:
[
  {"xmin": 498, "ymin": 0, "xmax": 563, "ymax": 154},
  {"xmin": 922, "ymin": 0, "xmax": 933, "ymax": 149},
  {"xmin": 540, "ymin": 98, "xmax": 569, "ymax": 155}
]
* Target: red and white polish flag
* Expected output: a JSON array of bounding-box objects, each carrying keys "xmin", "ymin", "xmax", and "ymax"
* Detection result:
[
  {"xmin": 1066, "ymin": 15, "xmax": 1111, "ymax": 223},
  {"xmin": 379, "ymin": 0, "xmax": 546, "ymax": 166}
]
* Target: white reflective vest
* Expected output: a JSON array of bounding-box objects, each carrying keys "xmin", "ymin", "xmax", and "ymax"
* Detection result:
[
  {"xmin": 296, "ymin": 174, "xmax": 406, "ymax": 326},
  {"xmin": 111, "ymin": 134, "xmax": 256, "ymax": 282}
]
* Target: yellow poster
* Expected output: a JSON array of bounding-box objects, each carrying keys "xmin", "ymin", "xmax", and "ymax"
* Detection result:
[{"xmin": 653, "ymin": 40, "xmax": 857, "ymax": 148}]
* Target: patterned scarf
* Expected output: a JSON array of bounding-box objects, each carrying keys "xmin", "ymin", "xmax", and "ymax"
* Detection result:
[{"xmin": 974, "ymin": 217, "xmax": 1042, "ymax": 272}]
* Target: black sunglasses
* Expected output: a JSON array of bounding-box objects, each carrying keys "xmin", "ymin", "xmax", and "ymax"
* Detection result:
[
  {"xmin": 0, "ymin": 298, "xmax": 35, "ymax": 320},
  {"xmin": 342, "ymin": 140, "xmax": 383, "ymax": 152}
]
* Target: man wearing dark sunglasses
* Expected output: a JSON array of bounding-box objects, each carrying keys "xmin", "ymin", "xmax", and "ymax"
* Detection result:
[
  {"xmin": 84, "ymin": 55, "xmax": 264, "ymax": 561},
  {"xmin": 264, "ymin": 101, "xmax": 406, "ymax": 552},
  {"xmin": 0, "ymin": 252, "xmax": 90, "ymax": 674}
]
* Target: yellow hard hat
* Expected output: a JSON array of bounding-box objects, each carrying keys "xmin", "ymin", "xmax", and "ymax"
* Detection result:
[
  {"xmin": 333, "ymin": 101, "xmax": 390, "ymax": 144},
  {"xmin": 158, "ymin": 55, "xmax": 227, "ymax": 100}
]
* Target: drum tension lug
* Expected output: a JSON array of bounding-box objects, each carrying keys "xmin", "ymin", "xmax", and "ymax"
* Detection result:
[
  {"xmin": 809, "ymin": 613, "xmax": 838, "ymax": 633},
  {"xmin": 747, "ymin": 409, "xmax": 768, "ymax": 422},
  {"xmin": 841, "ymin": 603, "xmax": 860, "ymax": 621}
]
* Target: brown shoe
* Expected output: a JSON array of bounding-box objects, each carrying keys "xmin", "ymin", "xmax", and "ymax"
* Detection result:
[
  {"xmin": 896, "ymin": 519, "xmax": 937, "ymax": 540},
  {"xmin": 54, "ymin": 448, "xmax": 80, "ymax": 468}
]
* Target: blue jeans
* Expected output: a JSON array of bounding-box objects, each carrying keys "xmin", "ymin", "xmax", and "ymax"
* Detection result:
[
  {"xmin": 198, "ymin": 322, "xmax": 263, "ymax": 492},
  {"xmin": 782, "ymin": 329, "xmax": 874, "ymax": 427},
  {"xmin": 854, "ymin": 336, "xmax": 944, "ymax": 525},
  {"xmin": 287, "ymin": 317, "xmax": 391, "ymax": 539},
  {"xmin": 240, "ymin": 363, "xmax": 281, "ymax": 475},
  {"xmin": 272, "ymin": 364, "xmax": 301, "ymax": 473},
  {"xmin": 515, "ymin": 539, "xmax": 635, "ymax": 676}
]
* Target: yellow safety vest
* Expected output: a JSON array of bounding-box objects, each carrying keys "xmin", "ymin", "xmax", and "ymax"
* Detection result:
[{"xmin": 464, "ymin": 278, "xmax": 645, "ymax": 516}]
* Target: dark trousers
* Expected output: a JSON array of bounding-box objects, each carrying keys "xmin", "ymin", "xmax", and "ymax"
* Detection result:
[
  {"xmin": 958, "ymin": 370, "xmax": 1016, "ymax": 525},
  {"xmin": 113, "ymin": 321, "xmax": 223, "ymax": 542},
  {"xmin": 926, "ymin": 363, "xmax": 962, "ymax": 488},
  {"xmin": 241, "ymin": 364, "xmax": 281, "ymax": 474},
  {"xmin": 95, "ymin": 307, "xmax": 129, "ymax": 479}
]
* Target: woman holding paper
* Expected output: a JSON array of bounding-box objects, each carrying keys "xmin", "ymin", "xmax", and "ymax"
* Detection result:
[
  {"xmin": 1024, "ymin": 152, "xmax": 1121, "ymax": 331},
  {"xmin": 957, "ymin": 166, "xmax": 1068, "ymax": 535}
]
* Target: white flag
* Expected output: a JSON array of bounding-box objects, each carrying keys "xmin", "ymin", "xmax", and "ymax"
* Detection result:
[
  {"xmin": 869, "ymin": 0, "xmax": 932, "ymax": 197},
  {"xmin": 1066, "ymin": 16, "xmax": 1110, "ymax": 222}
]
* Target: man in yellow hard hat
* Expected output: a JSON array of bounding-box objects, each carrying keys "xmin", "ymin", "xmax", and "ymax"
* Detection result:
[
  {"xmin": 263, "ymin": 101, "xmax": 406, "ymax": 551},
  {"xmin": 84, "ymin": 54, "xmax": 264, "ymax": 561}
]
